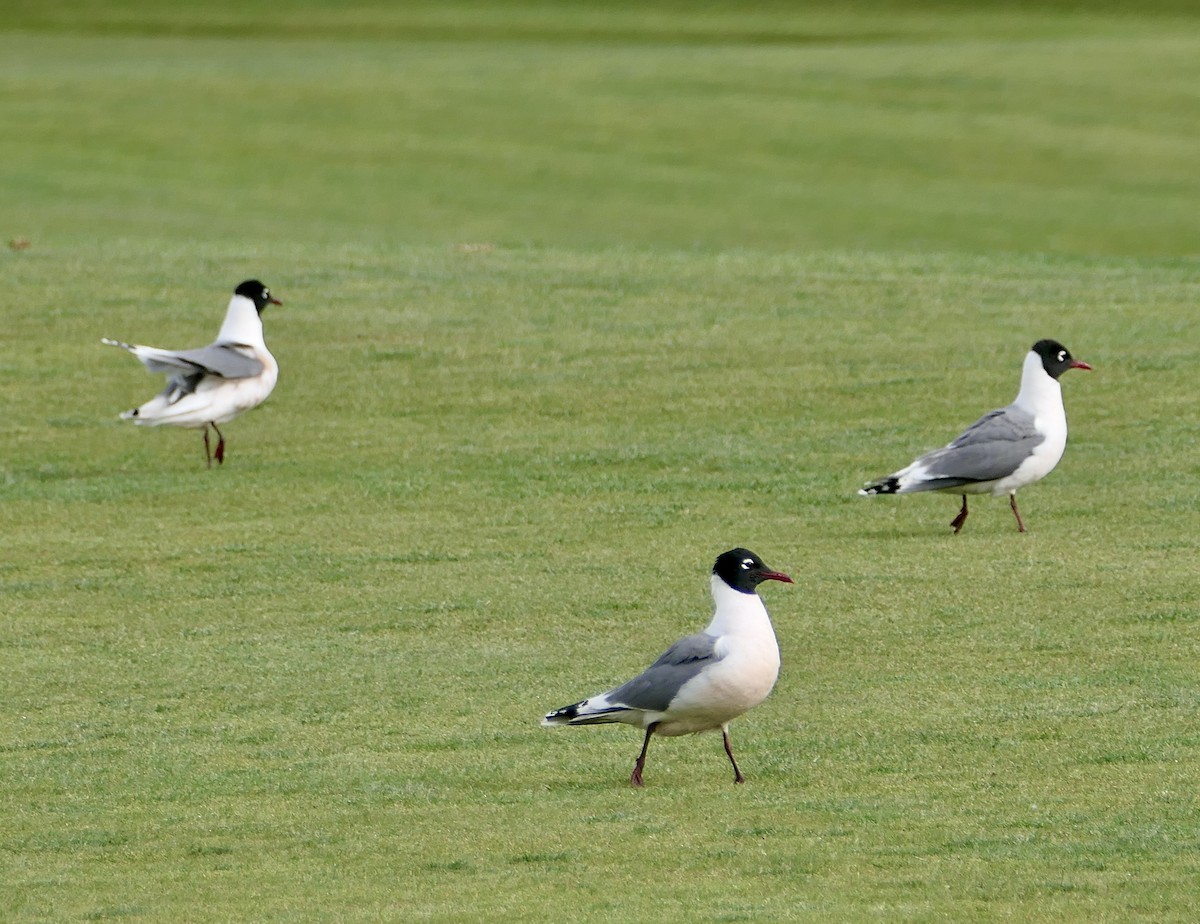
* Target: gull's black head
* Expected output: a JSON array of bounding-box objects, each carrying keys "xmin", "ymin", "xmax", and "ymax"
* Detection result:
[
  {"xmin": 713, "ymin": 548, "xmax": 794, "ymax": 594},
  {"xmin": 1032, "ymin": 339, "xmax": 1092, "ymax": 379},
  {"xmin": 234, "ymin": 279, "xmax": 283, "ymax": 314}
]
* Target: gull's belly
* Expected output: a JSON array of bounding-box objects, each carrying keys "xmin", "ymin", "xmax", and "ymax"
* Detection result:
[
  {"xmin": 992, "ymin": 423, "xmax": 1066, "ymax": 495},
  {"xmin": 655, "ymin": 645, "xmax": 780, "ymax": 737}
]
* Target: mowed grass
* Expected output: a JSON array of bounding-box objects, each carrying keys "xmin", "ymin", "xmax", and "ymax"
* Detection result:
[
  {"xmin": 3, "ymin": 3, "xmax": 1200, "ymax": 922},
  {"xmin": 3, "ymin": 1, "xmax": 1199, "ymax": 256}
]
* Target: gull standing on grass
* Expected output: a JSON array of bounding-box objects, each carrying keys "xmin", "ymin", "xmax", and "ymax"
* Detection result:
[
  {"xmin": 859, "ymin": 339, "xmax": 1092, "ymax": 533},
  {"xmin": 103, "ymin": 280, "xmax": 281, "ymax": 467},
  {"xmin": 543, "ymin": 548, "xmax": 793, "ymax": 787}
]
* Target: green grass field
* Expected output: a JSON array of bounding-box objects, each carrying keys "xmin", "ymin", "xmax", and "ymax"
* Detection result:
[{"xmin": 3, "ymin": 2, "xmax": 1199, "ymax": 921}]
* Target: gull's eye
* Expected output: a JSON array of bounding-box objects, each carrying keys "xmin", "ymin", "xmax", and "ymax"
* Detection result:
[
  {"xmin": 1057, "ymin": 350, "xmax": 1066, "ymax": 362},
  {"xmin": 741, "ymin": 558, "xmax": 754, "ymax": 569}
]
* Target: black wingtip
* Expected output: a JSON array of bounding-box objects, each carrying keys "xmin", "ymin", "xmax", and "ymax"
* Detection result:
[
  {"xmin": 544, "ymin": 702, "xmax": 581, "ymax": 723},
  {"xmin": 861, "ymin": 476, "xmax": 900, "ymax": 495},
  {"xmin": 542, "ymin": 700, "xmax": 587, "ymax": 727}
]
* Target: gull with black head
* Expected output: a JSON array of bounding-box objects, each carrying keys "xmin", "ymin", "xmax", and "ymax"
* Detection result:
[
  {"xmin": 103, "ymin": 280, "xmax": 282, "ymax": 467},
  {"xmin": 543, "ymin": 548, "xmax": 793, "ymax": 787},
  {"xmin": 859, "ymin": 339, "xmax": 1092, "ymax": 533}
]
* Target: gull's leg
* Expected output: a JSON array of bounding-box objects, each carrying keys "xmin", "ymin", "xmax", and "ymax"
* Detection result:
[
  {"xmin": 631, "ymin": 723, "xmax": 658, "ymax": 788},
  {"xmin": 950, "ymin": 495, "xmax": 969, "ymax": 534},
  {"xmin": 212, "ymin": 422, "xmax": 226, "ymax": 465},
  {"xmin": 722, "ymin": 726, "xmax": 745, "ymax": 784},
  {"xmin": 1010, "ymin": 494, "xmax": 1026, "ymax": 533}
]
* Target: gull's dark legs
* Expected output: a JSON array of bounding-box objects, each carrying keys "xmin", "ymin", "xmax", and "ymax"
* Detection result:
[
  {"xmin": 950, "ymin": 495, "xmax": 969, "ymax": 534},
  {"xmin": 203, "ymin": 425, "xmax": 213, "ymax": 469},
  {"xmin": 722, "ymin": 726, "xmax": 745, "ymax": 784},
  {"xmin": 212, "ymin": 422, "xmax": 226, "ymax": 464},
  {"xmin": 1010, "ymin": 494, "xmax": 1026, "ymax": 532},
  {"xmin": 631, "ymin": 722, "xmax": 658, "ymax": 788}
]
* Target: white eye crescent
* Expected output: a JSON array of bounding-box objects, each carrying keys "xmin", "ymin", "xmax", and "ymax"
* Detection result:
[
  {"xmin": 1057, "ymin": 350, "xmax": 1066, "ymax": 362},
  {"xmin": 741, "ymin": 558, "xmax": 754, "ymax": 569}
]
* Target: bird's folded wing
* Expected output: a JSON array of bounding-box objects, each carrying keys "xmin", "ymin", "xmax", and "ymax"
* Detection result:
[
  {"xmin": 139, "ymin": 343, "xmax": 263, "ymax": 378},
  {"xmin": 921, "ymin": 407, "xmax": 1044, "ymax": 482},
  {"xmin": 605, "ymin": 633, "xmax": 721, "ymax": 713}
]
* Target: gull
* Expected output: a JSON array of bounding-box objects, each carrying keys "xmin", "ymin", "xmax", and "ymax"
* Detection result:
[
  {"xmin": 543, "ymin": 548, "xmax": 792, "ymax": 787},
  {"xmin": 860, "ymin": 338, "xmax": 1092, "ymax": 533},
  {"xmin": 103, "ymin": 280, "xmax": 281, "ymax": 467}
]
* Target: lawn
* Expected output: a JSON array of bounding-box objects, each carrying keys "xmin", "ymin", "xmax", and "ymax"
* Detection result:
[{"xmin": 2, "ymin": 2, "xmax": 1199, "ymax": 921}]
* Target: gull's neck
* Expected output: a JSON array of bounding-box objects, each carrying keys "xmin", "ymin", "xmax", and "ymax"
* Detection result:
[
  {"xmin": 216, "ymin": 294, "xmax": 266, "ymax": 347},
  {"xmin": 706, "ymin": 574, "xmax": 772, "ymax": 638},
  {"xmin": 1013, "ymin": 349, "xmax": 1062, "ymax": 415}
]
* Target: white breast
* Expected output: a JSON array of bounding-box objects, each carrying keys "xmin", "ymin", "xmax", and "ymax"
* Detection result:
[
  {"xmin": 995, "ymin": 404, "xmax": 1067, "ymax": 494},
  {"xmin": 655, "ymin": 578, "xmax": 781, "ymax": 736},
  {"xmin": 991, "ymin": 351, "xmax": 1070, "ymax": 495}
]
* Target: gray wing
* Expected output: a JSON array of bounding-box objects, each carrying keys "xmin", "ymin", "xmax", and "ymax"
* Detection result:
[
  {"xmin": 152, "ymin": 372, "xmax": 205, "ymax": 407},
  {"xmin": 100, "ymin": 338, "xmax": 264, "ymax": 377},
  {"xmin": 914, "ymin": 405, "xmax": 1043, "ymax": 486},
  {"xmin": 147, "ymin": 343, "xmax": 263, "ymax": 378},
  {"xmin": 605, "ymin": 632, "xmax": 721, "ymax": 712}
]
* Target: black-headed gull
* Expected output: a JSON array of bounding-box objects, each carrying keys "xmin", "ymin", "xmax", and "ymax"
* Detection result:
[
  {"xmin": 103, "ymin": 280, "xmax": 281, "ymax": 467},
  {"xmin": 860, "ymin": 339, "xmax": 1092, "ymax": 533},
  {"xmin": 543, "ymin": 548, "xmax": 793, "ymax": 787}
]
